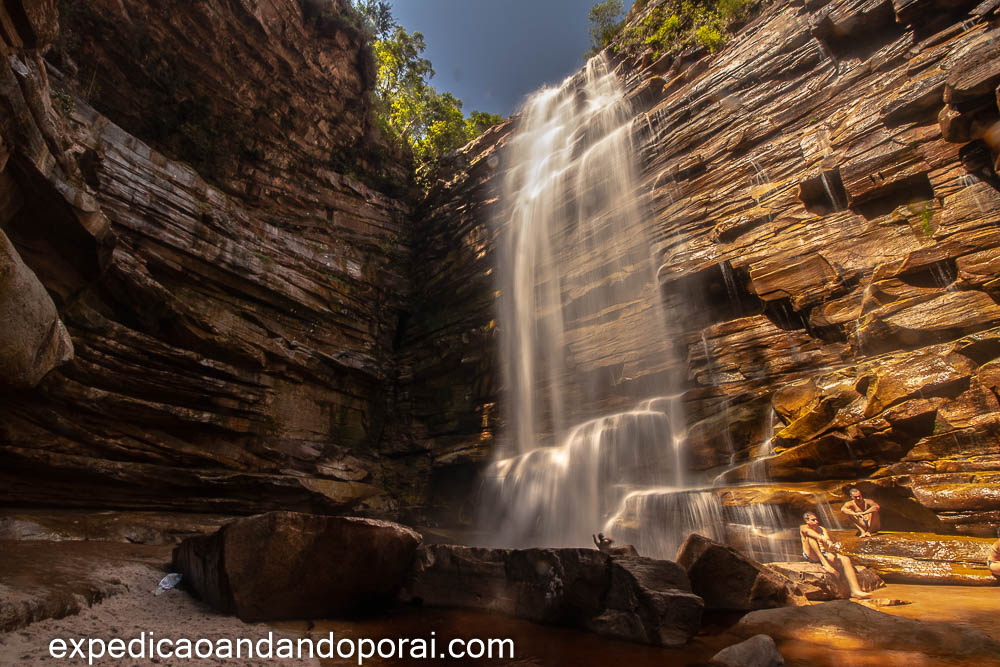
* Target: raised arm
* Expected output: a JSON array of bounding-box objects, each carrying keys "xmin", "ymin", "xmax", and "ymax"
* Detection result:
[{"xmin": 592, "ymin": 534, "xmax": 599, "ymax": 547}]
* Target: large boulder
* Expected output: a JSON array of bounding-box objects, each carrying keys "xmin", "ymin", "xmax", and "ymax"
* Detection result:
[
  {"xmin": 0, "ymin": 229, "xmax": 73, "ymax": 389},
  {"xmin": 736, "ymin": 600, "xmax": 1000, "ymax": 658},
  {"xmin": 765, "ymin": 561, "xmax": 884, "ymax": 600},
  {"xmin": 172, "ymin": 511, "xmax": 421, "ymax": 621},
  {"xmin": 675, "ymin": 534, "xmax": 793, "ymax": 610},
  {"xmin": 711, "ymin": 634, "xmax": 784, "ymax": 667},
  {"xmin": 403, "ymin": 544, "xmax": 703, "ymax": 647}
]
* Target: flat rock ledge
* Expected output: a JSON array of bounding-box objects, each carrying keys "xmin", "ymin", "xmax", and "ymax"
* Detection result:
[
  {"xmin": 736, "ymin": 599, "xmax": 1000, "ymax": 659},
  {"xmin": 172, "ymin": 511, "xmax": 421, "ymax": 622},
  {"xmin": 765, "ymin": 562, "xmax": 884, "ymax": 601},
  {"xmin": 401, "ymin": 544, "xmax": 704, "ymax": 647}
]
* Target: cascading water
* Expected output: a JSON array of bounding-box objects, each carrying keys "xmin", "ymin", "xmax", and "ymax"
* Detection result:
[
  {"xmin": 480, "ymin": 55, "xmax": 821, "ymax": 561},
  {"xmin": 480, "ymin": 55, "xmax": 716, "ymax": 557}
]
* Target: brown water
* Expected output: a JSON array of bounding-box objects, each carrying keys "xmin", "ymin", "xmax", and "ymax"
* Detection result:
[{"xmin": 273, "ymin": 583, "xmax": 1000, "ymax": 667}]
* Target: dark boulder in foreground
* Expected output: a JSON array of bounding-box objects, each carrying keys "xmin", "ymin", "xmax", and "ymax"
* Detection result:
[
  {"xmin": 172, "ymin": 511, "xmax": 421, "ymax": 621},
  {"xmin": 402, "ymin": 544, "xmax": 703, "ymax": 647},
  {"xmin": 676, "ymin": 534, "xmax": 794, "ymax": 611},
  {"xmin": 711, "ymin": 634, "xmax": 784, "ymax": 667}
]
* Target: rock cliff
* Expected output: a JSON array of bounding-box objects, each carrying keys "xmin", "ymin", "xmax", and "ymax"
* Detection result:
[
  {"xmin": 408, "ymin": 0, "xmax": 1000, "ymax": 534},
  {"xmin": 3, "ymin": 0, "xmax": 1000, "ymax": 533},
  {"xmin": 0, "ymin": 0, "xmax": 416, "ymax": 515}
]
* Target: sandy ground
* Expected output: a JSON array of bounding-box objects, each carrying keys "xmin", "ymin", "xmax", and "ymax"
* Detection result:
[
  {"xmin": 0, "ymin": 544, "xmax": 317, "ymax": 666},
  {"xmin": 3, "ymin": 536, "xmax": 998, "ymax": 667}
]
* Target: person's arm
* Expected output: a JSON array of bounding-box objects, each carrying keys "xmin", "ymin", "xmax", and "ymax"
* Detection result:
[
  {"xmin": 592, "ymin": 535, "xmax": 599, "ymax": 547},
  {"xmin": 801, "ymin": 526, "xmax": 831, "ymax": 545},
  {"xmin": 841, "ymin": 501, "xmax": 857, "ymax": 516},
  {"xmin": 862, "ymin": 500, "xmax": 880, "ymax": 515}
]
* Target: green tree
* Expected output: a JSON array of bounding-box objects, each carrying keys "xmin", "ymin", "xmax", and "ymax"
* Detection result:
[
  {"xmin": 361, "ymin": 7, "xmax": 504, "ymax": 183},
  {"xmin": 353, "ymin": 0, "xmax": 394, "ymax": 37},
  {"xmin": 588, "ymin": 0, "xmax": 625, "ymax": 53}
]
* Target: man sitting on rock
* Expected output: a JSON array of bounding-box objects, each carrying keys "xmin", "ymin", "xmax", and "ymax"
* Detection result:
[
  {"xmin": 841, "ymin": 487, "xmax": 880, "ymax": 538},
  {"xmin": 989, "ymin": 526, "xmax": 1000, "ymax": 581},
  {"xmin": 800, "ymin": 511, "xmax": 871, "ymax": 599},
  {"xmin": 592, "ymin": 532, "xmax": 639, "ymax": 557},
  {"xmin": 593, "ymin": 532, "xmax": 614, "ymax": 553}
]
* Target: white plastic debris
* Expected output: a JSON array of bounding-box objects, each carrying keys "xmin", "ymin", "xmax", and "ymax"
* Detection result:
[{"xmin": 153, "ymin": 573, "xmax": 182, "ymax": 596}]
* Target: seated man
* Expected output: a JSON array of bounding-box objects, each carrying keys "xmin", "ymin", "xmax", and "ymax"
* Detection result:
[
  {"xmin": 593, "ymin": 533, "xmax": 614, "ymax": 554},
  {"xmin": 800, "ymin": 511, "xmax": 871, "ymax": 599},
  {"xmin": 989, "ymin": 526, "xmax": 1000, "ymax": 581},
  {"xmin": 841, "ymin": 487, "xmax": 881, "ymax": 538}
]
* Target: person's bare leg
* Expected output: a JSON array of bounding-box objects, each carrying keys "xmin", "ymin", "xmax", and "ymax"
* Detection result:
[
  {"xmin": 868, "ymin": 511, "xmax": 880, "ymax": 535},
  {"xmin": 838, "ymin": 554, "xmax": 871, "ymax": 598},
  {"xmin": 989, "ymin": 561, "xmax": 1000, "ymax": 580},
  {"xmin": 849, "ymin": 515, "xmax": 867, "ymax": 537},
  {"xmin": 810, "ymin": 541, "xmax": 840, "ymax": 576}
]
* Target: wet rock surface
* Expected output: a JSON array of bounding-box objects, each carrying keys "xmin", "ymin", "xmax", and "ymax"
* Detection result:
[
  {"xmin": 403, "ymin": 544, "xmax": 704, "ymax": 647},
  {"xmin": 710, "ymin": 634, "xmax": 784, "ymax": 667},
  {"xmin": 765, "ymin": 561, "xmax": 884, "ymax": 600},
  {"xmin": 836, "ymin": 530, "xmax": 998, "ymax": 584},
  {"xmin": 172, "ymin": 511, "xmax": 421, "ymax": 622},
  {"xmin": 736, "ymin": 599, "xmax": 1000, "ymax": 658}
]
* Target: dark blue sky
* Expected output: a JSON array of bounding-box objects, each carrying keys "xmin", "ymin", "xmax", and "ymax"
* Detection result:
[{"xmin": 391, "ymin": 1, "xmax": 634, "ymax": 118}]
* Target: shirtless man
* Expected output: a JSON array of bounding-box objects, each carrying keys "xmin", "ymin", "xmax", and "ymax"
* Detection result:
[
  {"xmin": 593, "ymin": 533, "xmax": 614, "ymax": 554},
  {"xmin": 989, "ymin": 526, "xmax": 1000, "ymax": 581},
  {"xmin": 800, "ymin": 511, "xmax": 871, "ymax": 599},
  {"xmin": 841, "ymin": 487, "xmax": 881, "ymax": 538}
]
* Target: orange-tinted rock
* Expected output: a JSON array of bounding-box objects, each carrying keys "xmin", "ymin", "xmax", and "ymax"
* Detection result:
[
  {"xmin": 943, "ymin": 32, "xmax": 1000, "ymax": 104},
  {"xmin": 736, "ymin": 600, "xmax": 1000, "ymax": 657},
  {"xmin": 765, "ymin": 561, "xmax": 884, "ymax": 600},
  {"xmin": 836, "ymin": 531, "xmax": 997, "ymax": 584},
  {"xmin": 772, "ymin": 380, "xmax": 820, "ymax": 421}
]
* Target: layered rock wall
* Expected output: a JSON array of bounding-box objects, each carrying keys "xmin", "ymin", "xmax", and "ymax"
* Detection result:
[
  {"xmin": 408, "ymin": 0, "xmax": 1000, "ymax": 533},
  {"xmin": 0, "ymin": 0, "xmax": 416, "ymax": 514}
]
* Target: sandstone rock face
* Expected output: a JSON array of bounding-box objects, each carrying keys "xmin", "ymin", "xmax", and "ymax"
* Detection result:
[
  {"xmin": 836, "ymin": 531, "xmax": 998, "ymax": 584},
  {"xmin": 403, "ymin": 544, "xmax": 704, "ymax": 647},
  {"xmin": 0, "ymin": 0, "xmax": 419, "ymax": 515},
  {"xmin": 736, "ymin": 600, "xmax": 1000, "ymax": 658},
  {"xmin": 172, "ymin": 511, "xmax": 421, "ymax": 621},
  {"xmin": 675, "ymin": 534, "xmax": 793, "ymax": 611},
  {"xmin": 0, "ymin": 227, "xmax": 72, "ymax": 388},
  {"xmin": 410, "ymin": 0, "xmax": 1000, "ymax": 533}
]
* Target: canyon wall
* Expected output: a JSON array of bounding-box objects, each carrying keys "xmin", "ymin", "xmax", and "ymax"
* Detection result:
[
  {"xmin": 3, "ymin": 0, "xmax": 1000, "ymax": 532},
  {"xmin": 409, "ymin": 0, "xmax": 1000, "ymax": 534},
  {"xmin": 0, "ymin": 0, "xmax": 422, "ymax": 515}
]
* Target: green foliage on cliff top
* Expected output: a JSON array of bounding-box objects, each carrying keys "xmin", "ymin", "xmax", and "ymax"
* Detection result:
[
  {"xmin": 351, "ymin": 1, "xmax": 504, "ymax": 186},
  {"xmin": 589, "ymin": 0, "xmax": 757, "ymax": 58}
]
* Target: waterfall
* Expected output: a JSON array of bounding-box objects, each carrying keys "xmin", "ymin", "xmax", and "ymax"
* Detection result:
[{"xmin": 480, "ymin": 55, "xmax": 703, "ymax": 555}]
